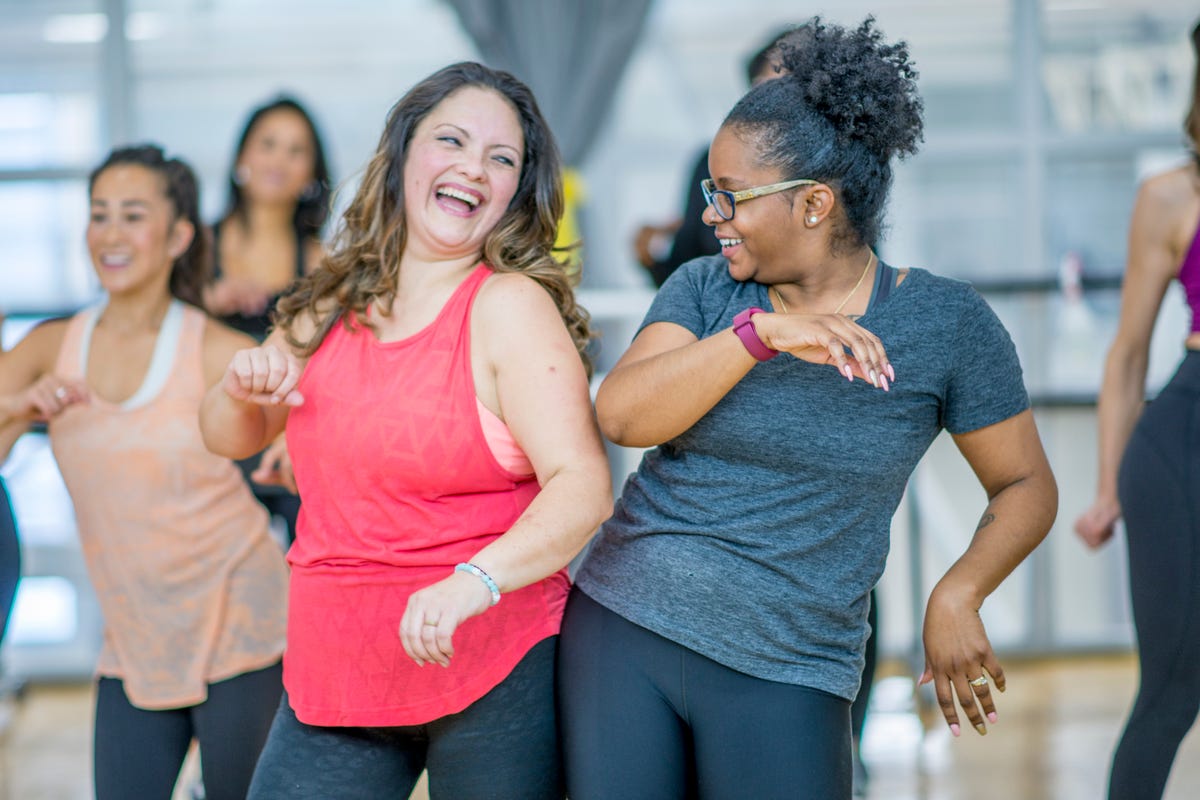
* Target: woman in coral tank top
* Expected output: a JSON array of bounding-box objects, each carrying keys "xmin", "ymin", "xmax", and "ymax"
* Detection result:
[
  {"xmin": 0, "ymin": 145, "xmax": 289, "ymax": 799},
  {"xmin": 200, "ymin": 62, "xmax": 612, "ymax": 799}
]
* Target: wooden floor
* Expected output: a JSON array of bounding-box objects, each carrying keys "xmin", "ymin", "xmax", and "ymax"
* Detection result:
[{"xmin": 1, "ymin": 654, "xmax": 1197, "ymax": 799}]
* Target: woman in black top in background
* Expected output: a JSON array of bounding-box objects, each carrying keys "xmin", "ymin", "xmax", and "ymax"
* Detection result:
[{"xmin": 204, "ymin": 96, "xmax": 332, "ymax": 538}]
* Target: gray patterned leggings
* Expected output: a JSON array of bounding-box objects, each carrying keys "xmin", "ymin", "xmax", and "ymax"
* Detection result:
[{"xmin": 248, "ymin": 637, "xmax": 562, "ymax": 800}]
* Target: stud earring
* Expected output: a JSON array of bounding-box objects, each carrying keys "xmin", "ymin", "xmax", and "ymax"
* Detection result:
[{"xmin": 808, "ymin": 216, "xmax": 818, "ymax": 224}]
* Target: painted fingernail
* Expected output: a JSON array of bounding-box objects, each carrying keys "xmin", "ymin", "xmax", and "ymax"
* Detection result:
[
  {"xmin": 987, "ymin": 712, "xmax": 998, "ymax": 724},
  {"xmin": 880, "ymin": 375, "xmax": 890, "ymax": 392},
  {"xmin": 887, "ymin": 364, "xmax": 896, "ymax": 382},
  {"xmin": 869, "ymin": 369, "xmax": 878, "ymax": 387},
  {"xmin": 974, "ymin": 723, "xmax": 987, "ymax": 736},
  {"xmin": 950, "ymin": 723, "xmax": 961, "ymax": 737},
  {"xmin": 843, "ymin": 364, "xmax": 854, "ymax": 381}
]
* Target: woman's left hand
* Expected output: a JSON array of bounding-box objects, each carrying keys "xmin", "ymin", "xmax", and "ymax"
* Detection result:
[
  {"xmin": 919, "ymin": 585, "xmax": 1006, "ymax": 737},
  {"xmin": 250, "ymin": 435, "xmax": 297, "ymax": 493},
  {"xmin": 398, "ymin": 570, "xmax": 495, "ymax": 667}
]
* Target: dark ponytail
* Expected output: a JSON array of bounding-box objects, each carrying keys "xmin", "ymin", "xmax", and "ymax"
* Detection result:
[{"xmin": 89, "ymin": 144, "xmax": 209, "ymax": 308}]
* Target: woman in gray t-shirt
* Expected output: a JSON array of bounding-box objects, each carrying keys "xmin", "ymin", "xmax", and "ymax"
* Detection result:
[{"xmin": 559, "ymin": 17, "xmax": 1059, "ymax": 800}]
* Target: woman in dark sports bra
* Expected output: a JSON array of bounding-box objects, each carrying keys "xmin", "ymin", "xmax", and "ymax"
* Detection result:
[
  {"xmin": 205, "ymin": 96, "xmax": 332, "ymax": 540},
  {"xmin": 1075, "ymin": 18, "xmax": 1200, "ymax": 800}
]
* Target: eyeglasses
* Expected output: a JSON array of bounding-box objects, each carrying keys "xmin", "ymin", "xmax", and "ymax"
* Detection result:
[{"xmin": 700, "ymin": 178, "xmax": 817, "ymax": 221}]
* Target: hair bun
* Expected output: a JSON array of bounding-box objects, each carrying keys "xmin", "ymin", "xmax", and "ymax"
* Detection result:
[{"xmin": 774, "ymin": 16, "xmax": 923, "ymax": 160}]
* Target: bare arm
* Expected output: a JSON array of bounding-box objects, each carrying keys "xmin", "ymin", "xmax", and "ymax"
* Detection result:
[
  {"xmin": 596, "ymin": 311, "xmax": 891, "ymax": 448},
  {"xmin": 1075, "ymin": 173, "xmax": 1186, "ymax": 548},
  {"xmin": 400, "ymin": 274, "xmax": 613, "ymax": 666},
  {"xmin": 921, "ymin": 409, "xmax": 1058, "ymax": 737},
  {"xmin": 198, "ymin": 322, "xmax": 308, "ymax": 459},
  {"xmin": 0, "ymin": 321, "xmax": 86, "ymax": 461}
]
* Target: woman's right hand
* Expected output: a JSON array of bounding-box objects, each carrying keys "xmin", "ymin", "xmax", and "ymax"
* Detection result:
[
  {"xmin": 5, "ymin": 375, "xmax": 89, "ymax": 422},
  {"xmin": 222, "ymin": 345, "xmax": 305, "ymax": 407},
  {"xmin": 752, "ymin": 312, "xmax": 894, "ymax": 390},
  {"xmin": 1074, "ymin": 495, "xmax": 1121, "ymax": 549}
]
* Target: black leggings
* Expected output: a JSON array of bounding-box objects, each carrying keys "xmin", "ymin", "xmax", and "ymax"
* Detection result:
[
  {"xmin": 247, "ymin": 636, "xmax": 562, "ymax": 800},
  {"xmin": 559, "ymin": 588, "xmax": 852, "ymax": 800},
  {"xmin": 1109, "ymin": 351, "xmax": 1200, "ymax": 800},
  {"xmin": 94, "ymin": 660, "xmax": 282, "ymax": 800}
]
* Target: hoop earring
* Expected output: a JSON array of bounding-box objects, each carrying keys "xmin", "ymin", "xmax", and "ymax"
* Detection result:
[{"xmin": 300, "ymin": 181, "xmax": 321, "ymax": 201}]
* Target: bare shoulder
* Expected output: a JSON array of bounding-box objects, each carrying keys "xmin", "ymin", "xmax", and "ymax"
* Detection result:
[
  {"xmin": 474, "ymin": 271, "xmax": 561, "ymax": 328},
  {"xmin": 200, "ymin": 316, "xmax": 259, "ymax": 386},
  {"xmin": 0, "ymin": 316, "xmax": 72, "ymax": 388},
  {"xmin": 201, "ymin": 315, "xmax": 258, "ymax": 358},
  {"xmin": 10, "ymin": 317, "xmax": 72, "ymax": 362},
  {"xmin": 1138, "ymin": 164, "xmax": 1199, "ymax": 215}
]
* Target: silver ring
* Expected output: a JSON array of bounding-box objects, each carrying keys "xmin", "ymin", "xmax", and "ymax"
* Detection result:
[{"xmin": 968, "ymin": 675, "xmax": 989, "ymax": 688}]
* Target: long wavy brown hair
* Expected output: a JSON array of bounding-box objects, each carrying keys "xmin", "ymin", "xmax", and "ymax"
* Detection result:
[{"xmin": 274, "ymin": 61, "xmax": 592, "ymax": 375}]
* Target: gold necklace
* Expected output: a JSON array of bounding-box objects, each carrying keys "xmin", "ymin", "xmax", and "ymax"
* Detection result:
[{"xmin": 771, "ymin": 250, "xmax": 875, "ymax": 316}]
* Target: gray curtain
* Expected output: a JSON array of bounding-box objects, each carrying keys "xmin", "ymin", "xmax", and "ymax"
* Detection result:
[{"xmin": 445, "ymin": 0, "xmax": 653, "ymax": 166}]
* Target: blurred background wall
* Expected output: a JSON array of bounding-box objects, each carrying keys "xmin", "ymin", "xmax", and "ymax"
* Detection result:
[{"xmin": 1, "ymin": 0, "xmax": 1197, "ymax": 680}]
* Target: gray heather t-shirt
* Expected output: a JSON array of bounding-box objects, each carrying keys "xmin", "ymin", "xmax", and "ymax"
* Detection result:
[{"xmin": 574, "ymin": 256, "xmax": 1030, "ymax": 701}]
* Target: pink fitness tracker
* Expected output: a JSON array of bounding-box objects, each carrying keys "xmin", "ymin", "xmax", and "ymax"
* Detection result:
[{"xmin": 732, "ymin": 307, "xmax": 778, "ymax": 362}]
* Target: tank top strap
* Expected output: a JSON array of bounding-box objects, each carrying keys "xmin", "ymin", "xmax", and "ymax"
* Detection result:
[{"xmin": 424, "ymin": 263, "xmax": 493, "ymax": 351}]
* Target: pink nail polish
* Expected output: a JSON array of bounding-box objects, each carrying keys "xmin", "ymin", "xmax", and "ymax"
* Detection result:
[
  {"xmin": 987, "ymin": 712, "xmax": 997, "ymax": 724},
  {"xmin": 880, "ymin": 375, "xmax": 890, "ymax": 392},
  {"xmin": 887, "ymin": 364, "xmax": 896, "ymax": 382},
  {"xmin": 950, "ymin": 723, "xmax": 961, "ymax": 737}
]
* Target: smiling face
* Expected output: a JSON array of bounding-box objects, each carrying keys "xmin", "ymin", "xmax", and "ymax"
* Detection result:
[
  {"xmin": 86, "ymin": 164, "xmax": 191, "ymax": 298},
  {"xmin": 704, "ymin": 125, "xmax": 807, "ymax": 283},
  {"xmin": 236, "ymin": 107, "xmax": 318, "ymax": 205},
  {"xmin": 401, "ymin": 85, "xmax": 524, "ymax": 264}
]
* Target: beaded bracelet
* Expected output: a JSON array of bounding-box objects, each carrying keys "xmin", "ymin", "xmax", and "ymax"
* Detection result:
[{"xmin": 455, "ymin": 562, "xmax": 501, "ymax": 606}]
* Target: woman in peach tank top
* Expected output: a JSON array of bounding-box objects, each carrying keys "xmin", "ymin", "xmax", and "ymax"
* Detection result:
[
  {"xmin": 0, "ymin": 145, "xmax": 288, "ymax": 800},
  {"xmin": 200, "ymin": 62, "xmax": 612, "ymax": 799}
]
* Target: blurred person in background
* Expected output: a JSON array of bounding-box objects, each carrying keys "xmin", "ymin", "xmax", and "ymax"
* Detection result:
[
  {"xmin": 0, "ymin": 313, "xmax": 16, "ymax": 653},
  {"xmin": 1074, "ymin": 18, "xmax": 1200, "ymax": 800},
  {"xmin": 0, "ymin": 145, "xmax": 288, "ymax": 800},
  {"xmin": 200, "ymin": 62, "xmax": 611, "ymax": 799},
  {"xmin": 205, "ymin": 95, "xmax": 333, "ymax": 543},
  {"xmin": 559, "ymin": 18, "xmax": 1058, "ymax": 799},
  {"xmin": 631, "ymin": 30, "xmax": 786, "ymax": 288}
]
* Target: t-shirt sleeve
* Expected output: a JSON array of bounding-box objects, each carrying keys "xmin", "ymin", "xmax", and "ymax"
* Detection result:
[
  {"xmin": 940, "ymin": 287, "xmax": 1031, "ymax": 434},
  {"xmin": 637, "ymin": 258, "xmax": 711, "ymax": 339}
]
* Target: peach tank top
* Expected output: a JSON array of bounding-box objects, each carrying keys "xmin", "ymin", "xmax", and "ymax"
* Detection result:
[{"xmin": 49, "ymin": 301, "xmax": 289, "ymax": 709}]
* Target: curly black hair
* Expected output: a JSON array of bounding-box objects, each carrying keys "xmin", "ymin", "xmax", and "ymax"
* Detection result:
[{"xmin": 723, "ymin": 16, "xmax": 924, "ymax": 253}]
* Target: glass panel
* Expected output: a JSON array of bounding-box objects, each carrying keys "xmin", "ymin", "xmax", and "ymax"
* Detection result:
[
  {"xmin": 0, "ymin": 181, "xmax": 97, "ymax": 314},
  {"xmin": 0, "ymin": 92, "xmax": 100, "ymax": 169},
  {"xmin": 888, "ymin": 155, "xmax": 1024, "ymax": 281},
  {"xmin": 1042, "ymin": 1, "xmax": 1197, "ymax": 135}
]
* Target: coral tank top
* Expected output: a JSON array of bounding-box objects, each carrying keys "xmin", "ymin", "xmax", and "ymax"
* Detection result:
[{"xmin": 283, "ymin": 264, "xmax": 568, "ymax": 726}]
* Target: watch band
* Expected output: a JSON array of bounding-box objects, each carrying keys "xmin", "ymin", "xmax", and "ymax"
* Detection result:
[{"xmin": 732, "ymin": 307, "xmax": 778, "ymax": 362}]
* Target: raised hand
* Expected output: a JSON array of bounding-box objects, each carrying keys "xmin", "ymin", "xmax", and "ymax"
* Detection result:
[{"xmin": 222, "ymin": 344, "xmax": 305, "ymax": 407}]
